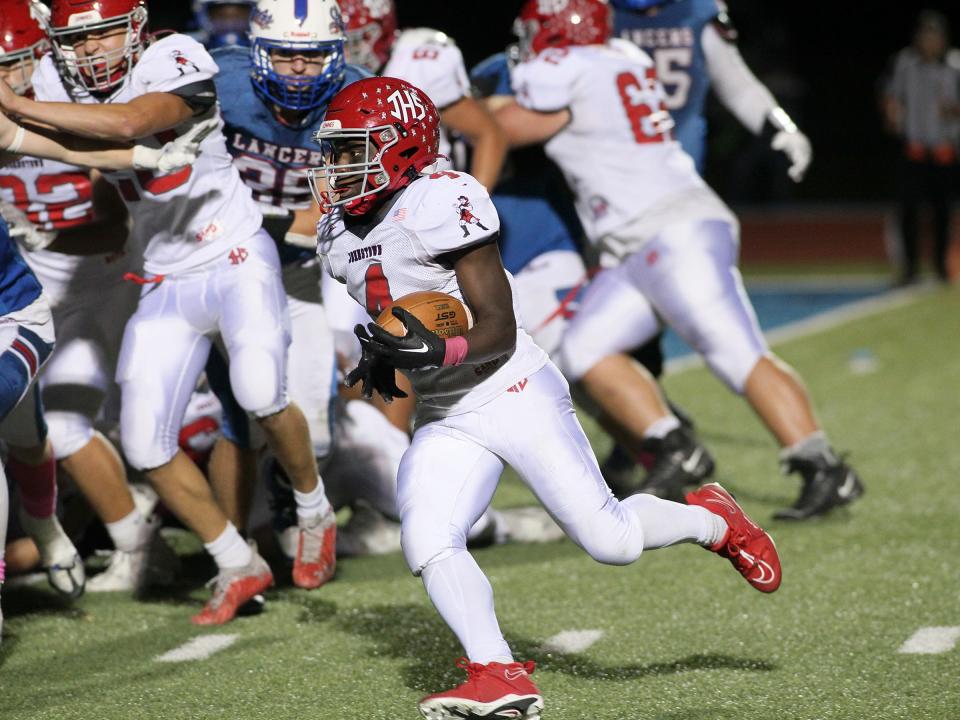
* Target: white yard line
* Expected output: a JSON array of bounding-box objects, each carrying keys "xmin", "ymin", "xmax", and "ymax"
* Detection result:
[
  {"xmin": 155, "ymin": 634, "xmax": 239, "ymax": 663},
  {"xmin": 664, "ymin": 284, "xmax": 932, "ymax": 376},
  {"xmin": 898, "ymin": 627, "xmax": 960, "ymax": 655},
  {"xmin": 540, "ymin": 629, "xmax": 604, "ymax": 654}
]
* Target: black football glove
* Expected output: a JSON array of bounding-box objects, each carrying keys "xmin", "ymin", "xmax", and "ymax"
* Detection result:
[
  {"xmin": 345, "ymin": 324, "xmax": 409, "ymax": 402},
  {"xmin": 365, "ymin": 307, "xmax": 446, "ymax": 370}
]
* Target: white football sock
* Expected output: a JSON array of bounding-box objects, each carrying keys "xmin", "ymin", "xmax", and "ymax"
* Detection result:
[
  {"xmin": 0, "ymin": 464, "xmax": 8, "ymax": 578},
  {"xmin": 622, "ymin": 493, "xmax": 728, "ymax": 549},
  {"xmin": 643, "ymin": 415, "xmax": 681, "ymax": 440},
  {"xmin": 105, "ymin": 508, "xmax": 150, "ymax": 553},
  {"xmin": 204, "ymin": 522, "xmax": 253, "ymax": 570},
  {"xmin": 293, "ymin": 476, "xmax": 332, "ymax": 522},
  {"xmin": 421, "ymin": 549, "xmax": 513, "ymax": 665},
  {"xmin": 781, "ymin": 430, "xmax": 837, "ymax": 464}
]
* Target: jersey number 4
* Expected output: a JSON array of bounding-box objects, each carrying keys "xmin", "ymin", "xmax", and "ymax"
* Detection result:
[
  {"xmin": 364, "ymin": 262, "xmax": 394, "ymax": 316},
  {"xmin": 616, "ymin": 69, "xmax": 674, "ymax": 144}
]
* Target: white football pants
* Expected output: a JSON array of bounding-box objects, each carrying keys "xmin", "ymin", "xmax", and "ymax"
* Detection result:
[
  {"xmin": 558, "ymin": 219, "xmax": 767, "ymax": 393},
  {"xmin": 512, "ymin": 249, "xmax": 588, "ymax": 358},
  {"xmin": 117, "ymin": 231, "xmax": 291, "ymax": 470}
]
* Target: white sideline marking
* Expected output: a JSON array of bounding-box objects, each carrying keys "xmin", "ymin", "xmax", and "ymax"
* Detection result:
[
  {"xmin": 155, "ymin": 634, "xmax": 239, "ymax": 663},
  {"xmin": 664, "ymin": 283, "xmax": 932, "ymax": 376},
  {"xmin": 540, "ymin": 629, "xmax": 603, "ymax": 654},
  {"xmin": 898, "ymin": 627, "xmax": 960, "ymax": 655}
]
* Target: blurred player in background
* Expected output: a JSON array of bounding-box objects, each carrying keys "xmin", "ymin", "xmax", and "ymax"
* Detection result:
[
  {"xmin": 0, "ymin": 0, "xmax": 336, "ymax": 624},
  {"xmin": 0, "ymin": 54, "xmax": 212, "ymax": 632},
  {"xmin": 204, "ymin": 0, "xmax": 365, "ymax": 572},
  {"xmin": 497, "ymin": 0, "xmax": 862, "ymax": 520},
  {"xmin": 311, "ymin": 75, "xmax": 781, "ymax": 719},
  {"xmin": 612, "ymin": 0, "xmax": 812, "ymax": 178},
  {"xmin": 599, "ymin": 0, "xmax": 814, "ymax": 494},
  {"xmin": 882, "ymin": 9, "xmax": 959, "ymax": 285},
  {"xmin": 192, "ymin": 0, "xmax": 256, "ymax": 49},
  {"xmin": 0, "ymin": 0, "xmax": 177, "ymax": 595}
]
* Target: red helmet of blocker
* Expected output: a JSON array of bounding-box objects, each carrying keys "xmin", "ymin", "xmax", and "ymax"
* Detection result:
[
  {"xmin": 514, "ymin": 0, "xmax": 612, "ymax": 59},
  {"xmin": 0, "ymin": 0, "xmax": 50, "ymax": 95},
  {"xmin": 338, "ymin": 0, "xmax": 397, "ymax": 73},
  {"xmin": 46, "ymin": 0, "xmax": 148, "ymax": 95},
  {"xmin": 308, "ymin": 76, "xmax": 441, "ymax": 216}
]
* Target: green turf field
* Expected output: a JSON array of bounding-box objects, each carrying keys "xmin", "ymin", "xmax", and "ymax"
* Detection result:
[{"xmin": 3, "ymin": 287, "xmax": 959, "ymax": 720}]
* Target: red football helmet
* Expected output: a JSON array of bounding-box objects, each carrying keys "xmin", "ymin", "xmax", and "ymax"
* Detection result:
[
  {"xmin": 46, "ymin": 0, "xmax": 148, "ymax": 95},
  {"xmin": 514, "ymin": 0, "xmax": 612, "ymax": 60},
  {"xmin": 0, "ymin": 0, "xmax": 49, "ymax": 95},
  {"xmin": 339, "ymin": 0, "xmax": 397, "ymax": 73},
  {"xmin": 308, "ymin": 76, "xmax": 441, "ymax": 216}
]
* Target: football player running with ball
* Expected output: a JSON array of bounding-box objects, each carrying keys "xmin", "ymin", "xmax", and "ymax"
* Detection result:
[
  {"xmin": 310, "ymin": 75, "xmax": 782, "ymax": 720},
  {"xmin": 497, "ymin": 0, "xmax": 863, "ymax": 520}
]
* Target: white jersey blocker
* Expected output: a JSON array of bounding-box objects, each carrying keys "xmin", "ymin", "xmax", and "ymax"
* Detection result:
[
  {"xmin": 513, "ymin": 42, "xmax": 766, "ymax": 392},
  {"xmin": 317, "ymin": 172, "xmax": 723, "ymax": 664},
  {"xmin": 1, "ymin": 157, "xmax": 139, "ymax": 459},
  {"xmin": 32, "ymin": 35, "xmax": 292, "ymax": 470},
  {"xmin": 384, "ymin": 29, "xmax": 470, "ymax": 161}
]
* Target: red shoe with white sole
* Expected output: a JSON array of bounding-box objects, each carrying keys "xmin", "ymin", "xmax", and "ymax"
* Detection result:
[
  {"xmin": 686, "ymin": 483, "xmax": 782, "ymax": 593},
  {"xmin": 191, "ymin": 545, "xmax": 274, "ymax": 625},
  {"xmin": 292, "ymin": 509, "xmax": 336, "ymax": 589},
  {"xmin": 419, "ymin": 657, "xmax": 543, "ymax": 720}
]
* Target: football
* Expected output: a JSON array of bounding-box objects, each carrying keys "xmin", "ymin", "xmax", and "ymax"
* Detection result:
[{"xmin": 375, "ymin": 291, "xmax": 473, "ymax": 339}]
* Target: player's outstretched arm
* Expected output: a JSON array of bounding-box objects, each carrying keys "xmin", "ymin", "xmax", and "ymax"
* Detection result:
[
  {"xmin": 702, "ymin": 20, "xmax": 811, "ymax": 182},
  {"xmin": 494, "ymin": 100, "xmax": 570, "ymax": 148},
  {"xmin": 0, "ymin": 112, "xmax": 216, "ymax": 172},
  {"xmin": 441, "ymin": 96, "xmax": 508, "ymax": 191},
  {"xmin": 0, "ymin": 77, "xmax": 194, "ymax": 142}
]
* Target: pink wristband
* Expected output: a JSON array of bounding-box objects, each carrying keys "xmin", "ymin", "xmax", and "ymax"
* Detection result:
[{"xmin": 443, "ymin": 335, "xmax": 469, "ymax": 366}]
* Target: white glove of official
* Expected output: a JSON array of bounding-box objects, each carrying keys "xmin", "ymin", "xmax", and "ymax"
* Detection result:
[
  {"xmin": 771, "ymin": 129, "xmax": 812, "ymax": 183},
  {"xmin": 1, "ymin": 201, "xmax": 55, "ymax": 252},
  {"xmin": 132, "ymin": 116, "xmax": 220, "ymax": 173}
]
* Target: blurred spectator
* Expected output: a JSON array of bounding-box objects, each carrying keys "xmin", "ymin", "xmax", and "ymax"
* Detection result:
[{"xmin": 882, "ymin": 10, "xmax": 960, "ymax": 285}]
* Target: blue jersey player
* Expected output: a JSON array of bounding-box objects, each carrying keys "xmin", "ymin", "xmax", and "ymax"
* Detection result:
[
  {"xmin": 612, "ymin": 0, "xmax": 811, "ymax": 179},
  {"xmin": 202, "ymin": 0, "xmax": 369, "ymax": 575}
]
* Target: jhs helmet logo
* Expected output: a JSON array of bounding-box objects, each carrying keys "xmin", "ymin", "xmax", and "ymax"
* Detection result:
[
  {"xmin": 387, "ymin": 89, "xmax": 426, "ymax": 124},
  {"xmin": 537, "ymin": 0, "xmax": 569, "ymax": 13}
]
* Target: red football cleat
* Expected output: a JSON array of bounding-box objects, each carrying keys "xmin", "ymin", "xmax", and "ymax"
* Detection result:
[
  {"xmin": 418, "ymin": 657, "xmax": 543, "ymax": 720},
  {"xmin": 191, "ymin": 549, "xmax": 274, "ymax": 626},
  {"xmin": 686, "ymin": 483, "xmax": 782, "ymax": 593},
  {"xmin": 292, "ymin": 509, "xmax": 336, "ymax": 590}
]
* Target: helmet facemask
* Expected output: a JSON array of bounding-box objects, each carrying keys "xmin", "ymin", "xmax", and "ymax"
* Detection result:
[
  {"xmin": 0, "ymin": 44, "xmax": 46, "ymax": 96},
  {"xmin": 308, "ymin": 123, "xmax": 398, "ymax": 214},
  {"xmin": 252, "ymin": 38, "xmax": 345, "ymax": 115},
  {"xmin": 47, "ymin": 7, "xmax": 147, "ymax": 96}
]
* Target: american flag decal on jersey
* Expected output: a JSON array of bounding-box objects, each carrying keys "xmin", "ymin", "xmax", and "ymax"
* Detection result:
[{"xmin": 392, "ymin": 208, "xmax": 408, "ymax": 221}]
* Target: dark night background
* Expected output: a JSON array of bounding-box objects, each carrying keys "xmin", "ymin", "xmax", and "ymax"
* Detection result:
[{"xmin": 146, "ymin": 1, "xmax": 960, "ymax": 205}]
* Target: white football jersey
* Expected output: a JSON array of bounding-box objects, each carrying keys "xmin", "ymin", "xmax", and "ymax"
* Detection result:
[
  {"xmin": 511, "ymin": 41, "xmax": 731, "ymax": 243},
  {"xmin": 0, "ymin": 156, "xmax": 133, "ymax": 301},
  {"xmin": 384, "ymin": 29, "xmax": 470, "ymax": 159},
  {"xmin": 316, "ymin": 171, "xmax": 547, "ymax": 421},
  {"xmin": 31, "ymin": 35, "xmax": 262, "ymax": 276}
]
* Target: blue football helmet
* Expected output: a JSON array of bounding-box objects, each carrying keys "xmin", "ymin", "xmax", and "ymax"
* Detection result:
[
  {"xmin": 249, "ymin": 0, "xmax": 346, "ymax": 114},
  {"xmin": 194, "ymin": 0, "xmax": 256, "ymax": 48},
  {"xmin": 610, "ymin": 0, "xmax": 679, "ymax": 11}
]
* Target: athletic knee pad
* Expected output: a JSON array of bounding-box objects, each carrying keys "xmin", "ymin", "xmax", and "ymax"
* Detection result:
[
  {"xmin": 401, "ymin": 510, "xmax": 467, "ymax": 576},
  {"xmin": 229, "ymin": 346, "xmax": 288, "ymax": 418},
  {"xmin": 556, "ymin": 327, "xmax": 603, "ymax": 383},
  {"xmin": 43, "ymin": 410, "xmax": 95, "ymax": 460},
  {"xmin": 119, "ymin": 393, "xmax": 177, "ymax": 471}
]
